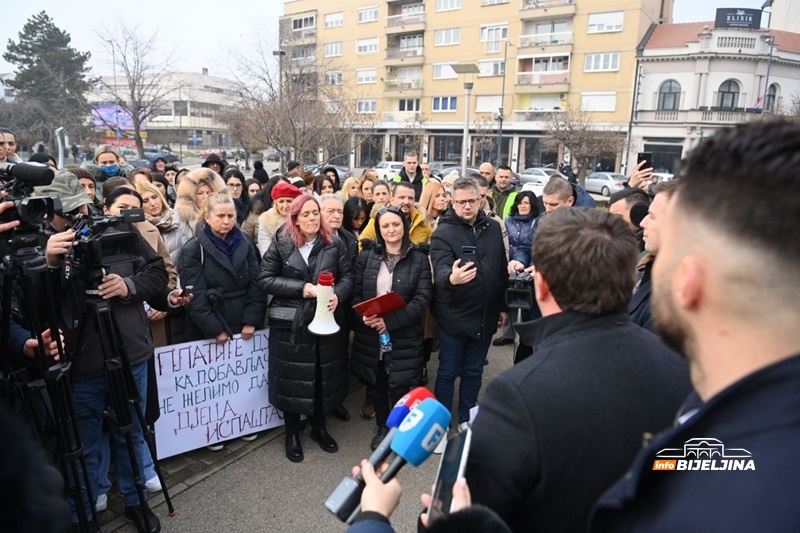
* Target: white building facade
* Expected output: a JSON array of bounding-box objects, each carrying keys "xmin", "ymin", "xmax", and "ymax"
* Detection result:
[{"xmin": 627, "ymin": 22, "xmax": 800, "ymax": 174}]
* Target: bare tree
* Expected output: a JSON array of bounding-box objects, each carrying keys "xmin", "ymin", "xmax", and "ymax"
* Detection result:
[
  {"xmin": 95, "ymin": 23, "xmax": 180, "ymax": 158},
  {"xmin": 543, "ymin": 104, "xmax": 625, "ymax": 186},
  {"xmin": 398, "ymin": 113, "xmax": 429, "ymax": 158},
  {"xmin": 226, "ymin": 35, "xmax": 376, "ymax": 170},
  {"xmin": 471, "ymin": 118, "xmax": 497, "ymax": 166}
]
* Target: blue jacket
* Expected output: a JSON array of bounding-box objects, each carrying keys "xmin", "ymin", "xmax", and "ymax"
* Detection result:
[
  {"xmin": 505, "ymin": 213, "xmax": 535, "ymax": 265},
  {"xmin": 591, "ymin": 352, "xmax": 800, "ymax": 532}
]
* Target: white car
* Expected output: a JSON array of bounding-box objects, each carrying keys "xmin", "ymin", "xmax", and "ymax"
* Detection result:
[
  {"xmin": 652, "ymin": 172, "xmax": 675, "ymax": 182},
  {"xmin": 520, "ymin": 167, "xmax": 567, "ymax": 185},
  {"xmin": 373, "ymin": 161, "xmax": 405, "ymax": 180},
  {"xmin": 584, "ymin": 172, "xmax": 627, "ymax": 196},
  {"xmin": 521, "ymin": 181, "xmax": 546, "ymax": 197}
]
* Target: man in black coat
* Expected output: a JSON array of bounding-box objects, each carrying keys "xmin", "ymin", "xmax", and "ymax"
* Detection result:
[
  {"xmin": 591, "ymin": 120, "xmax": 800, "ymax": 531},
  {"xmin": 392, "ymin": 151, "xmax": 426, "ymax": 200},
  {"xmin": 430, "ymin": 176, "xmax": 508, "ymax": 440},
  {"xmin": 466, "ymin": 208, "xmax": 691, "ymax": 533}
]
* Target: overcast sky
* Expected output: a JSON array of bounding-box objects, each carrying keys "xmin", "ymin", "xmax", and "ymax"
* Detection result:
[{"xmin": 0, "ymin": 0, "xmax": 770, "ymax": 77}]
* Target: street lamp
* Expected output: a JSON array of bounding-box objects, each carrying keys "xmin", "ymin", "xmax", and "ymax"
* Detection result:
[
  {"xmin": 762, "ymin": 35, "xmax": 775, "ymax": 113},
  {"xmin": 495, "ymin": 41, "xmax": 513, "ymax": 168},
  {"xmin": 452, "ymin": 63, "xmax": 480, "ymax": 178},
  {"xmin": 273, "ymin": 49, "xmax": 287, "ymax": 173},
  {"xmin": 107, "ymin": 40, "xmax": 120, "ymax": 148}
]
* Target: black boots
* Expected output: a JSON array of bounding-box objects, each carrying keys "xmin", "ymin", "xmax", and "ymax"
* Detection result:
[
  {"xmin": 310, "ymin": 425, "xmax": 339, "ymax": 453},
  {"xmin": 285, "ymin": 433, "xmax": 304, "ymax": 463}
]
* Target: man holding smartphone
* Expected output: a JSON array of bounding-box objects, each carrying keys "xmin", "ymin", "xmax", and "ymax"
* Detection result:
[{"xmin": 430, "ymin": 176, "xmax": 508, "ymax": 453}]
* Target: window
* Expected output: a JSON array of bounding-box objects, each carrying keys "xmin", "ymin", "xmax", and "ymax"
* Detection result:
[
  {"xmin": 534, "ymin": 55, "xmax": 569, "ymax": 72},
  {"xmin": 433, "ymin": 97, "xmax": 458, "ymax": 112},
  {"xmin": 397, "ymin": 66, "xmax": 422, "ymax": 80},
  {"xmin": 587, "ymin": 12, "xmax": 624, "ymax": 34},
  {"xmin": 324, "ymin": 12, "xmax": 343, "ymax": 28},
  {"xmin": 324, "ymin": 100, "xmax": 342, "ymax": 113},
  {"xmin": 357, "ymin": 38, "xmax": 379, "ymax": 55},
  {"xmin": 433, "ymin": 63, "xmax": 458, "ymax": 79},
  {"xmin": 657, "ymin": 80, "xmax": 681, "ymax": 111},
  {"xmin": 476, "ymin": 95, "xmax": 502, "ymax": 113},
  {"xmin": 584, "ymin": 53, "xmax": 620, "ymax": 72},
  {"xmin": 358, "ymin": 6, "xmax": 379, "ymax": 23},
  {"xmin": 399, "ymin": 99, "xmax": 421, "ymax": 112},
  {"xmin": 482, "ymin": 0, "xmax": 509, "ymax": 4},
  {"xmin": 399, "ymin": 34, "xmax": 423, "ymax": 49},
  {"xmin": 357, "ymin": 100, "xmax": 377, "ymax": 114},
  {"xmin": 717, "ymin": 80, "xmax": 740, "ymax": 110},
  {"xmin": 765, "ymin": 83, "xmax": 778, "ymax": 111},
  {"xmin": 581, "ymin": 92, "xmax": 616, "ymax": 112},
  {"xmin": 435, "ymin": 28, "xmax": 461, "ymax": 46},
  {"xmin": 402, "ymin": 3, "xmax": 424, "ymax": 15},
  {"xmin": 436, "ymin": 0, "xmax": 461, "ymax": 11},
  {"xmin": 292, "ymin": 15, "xmax": 316, "ymax": 30},
  {"xmin": 357, "ymin": 68, "xmax": 378, "ymax": 84},
  {"xmin": 481, "ymin": 24, "xmax": 509, "ymax": 53},
  {"xmin": 324, "ymin": 42, "xmax": 342, "ymax": 57},
  {"xmin": 478, "ymin": 59, "xmax": 505, "ymax": 77},
  {"xmin": 325, "ymin": 71, "xmax": 343, "ymax": 85}
]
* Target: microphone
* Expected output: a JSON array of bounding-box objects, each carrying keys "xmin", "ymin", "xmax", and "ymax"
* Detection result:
[
  {"xmin": 344, "ymin": 398, "xmax": 451, "ymax": 523},
  {"xmin": 324, "ymin": 387, "xmax": 435, "ymax": 522},
  {"xmin": 0, "ymin": 162, "xmax": 55, "ymax": 186},
  {"xmin": 630, "ymin": 203, "xmax": 649, "ymax": 229}
]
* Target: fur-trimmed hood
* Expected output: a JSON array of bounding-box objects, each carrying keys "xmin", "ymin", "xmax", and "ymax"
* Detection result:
[
  {"xmin": 175, "ymin": 168, "xmax": 229, "ymax": 225},
  {"xmin": 257, "ymin": 207, "xmax": 287, "ymax": 240}
]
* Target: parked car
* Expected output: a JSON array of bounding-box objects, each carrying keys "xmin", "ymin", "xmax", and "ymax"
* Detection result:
[
  {"xmin": 520, "ymin": 167, "xmax": 567, "ymax": 185},
  {"xmin": 305, "ymin": 164, "xmax": 351, "ymax": 182},
  {"xmin": 373, "ymin": 161, "xmax": 405, "ymax": 179},
  {"xmin": 584, "ymin": 172, "xmax": 628, "ymax": 196},
  {"xmin": 198, "ymin": 148, "xmax": 224, "ymax": 159},
  {"xmin": 652, "ymin": 172, "xmax": 675, "ymax": 182},
  {"xmin": 521, "ymin": 181, "xmax": 546, "ymax": 197},
  {"xmin": 128, "ymin": 159, "xmax": 151, "ymax": 171}
]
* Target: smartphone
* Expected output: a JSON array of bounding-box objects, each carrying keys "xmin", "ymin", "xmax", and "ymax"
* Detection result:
[
  {"xmin": 461, "ymin": 246, "xmax": 477, "ymax": 268},
  {"xmin": 637, "ymin": 152, "xmax": 653, "ymax": 170},
  {"xmin": 180, "ymin": 285, "xmax": 194, "ymax": 298},
  {"xmin": 427, "ymin": 428, "xmax": 473, "ymax": 524}
]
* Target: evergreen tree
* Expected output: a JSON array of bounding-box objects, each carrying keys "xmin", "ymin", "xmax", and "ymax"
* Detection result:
[{"xmin": 3, "ymin": 11, "xmax": 93, "ymax": 147}]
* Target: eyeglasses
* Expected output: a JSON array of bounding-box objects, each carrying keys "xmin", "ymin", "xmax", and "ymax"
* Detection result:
[
  {"xmin": 227, "ymin": 183, "xmax": 242, "ymax": 189},
  {"xmin": 453, "ymin": 198, "xmax": 479, "ymax": 207},
  {"xmin": 378, "ymin": 206, "xmax": 403, "ymax": 215}
]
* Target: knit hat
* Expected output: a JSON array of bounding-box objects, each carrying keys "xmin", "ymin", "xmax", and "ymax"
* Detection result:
[
  {"xmin": 29, "ymin": 153, "xmax": 57, "ymax": 168},
  {"xmin": 287, "ymin": 160, "xmax": 301, "ymax": 172},
  {"xmin": 34, "ymin": 169, "xmax": 92, "ymax": 213},
  {"xmin": 94, "ymin": 144, "xmax": 120, "ymax": 162},
  {"xmin": 271, "ymin": 180, "xmax": 303, "ymax": 201},
  {"xmin": 202, "ymin": 153, "xmax": 226, "ymax": 170},
  {"xmin": 443, "ymin": 170, "xmax": 459, "ymax": 186},
  {"xmin": 289, "ymin": 176, "xmax": 306, "ymax": 188}
]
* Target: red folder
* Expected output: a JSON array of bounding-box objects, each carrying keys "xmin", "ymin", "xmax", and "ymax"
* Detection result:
[{"xmin": 352, "ymin": 291, "xmax": 407, "ymax": 317}]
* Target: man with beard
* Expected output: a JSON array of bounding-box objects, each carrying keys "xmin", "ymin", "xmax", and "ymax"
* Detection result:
[{"xmin": 591, "ymin": 120, "xmax": 800, "ymax": 531}]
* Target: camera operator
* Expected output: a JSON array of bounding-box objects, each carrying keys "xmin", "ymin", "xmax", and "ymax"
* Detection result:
[{"xmin": 38, "ymin": 170, "xmax": 169, "ymax": 532}]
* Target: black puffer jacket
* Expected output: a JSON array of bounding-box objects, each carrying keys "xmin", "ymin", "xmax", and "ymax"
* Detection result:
[
  {"xmin": 350, "ymin": 240, "xmax": 432, "ymax": 389},
  {"xmin": 180, "ymin": 222, "xmax": 266, "ymax": 341},
  {"xmin": 430, "ymin": 206, "xmax": 508, "ymax": 340},
  {"xmin": 258, "ymin": 230, "xmax": 354, "ymax": 415}
]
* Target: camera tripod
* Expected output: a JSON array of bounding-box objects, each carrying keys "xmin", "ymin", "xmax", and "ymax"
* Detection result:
[
  {"xmin": 72, "ymin": 283, "xmax": 177, "ymax": 532},
  {"xmin": 0, "ymin": 238, "xmax": 100, "ymax": 532}
]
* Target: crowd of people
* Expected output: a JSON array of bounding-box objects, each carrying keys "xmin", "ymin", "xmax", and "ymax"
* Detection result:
[{"xmin": 0, "ymin": 120, "xmax": 798, "ymax": 533}]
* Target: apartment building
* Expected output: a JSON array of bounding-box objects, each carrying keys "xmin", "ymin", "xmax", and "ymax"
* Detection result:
[
  {"xmin": 628, "ymin": 22, "xmax": 800, "ymax": 174},
  {"xmin": 281, "ymin": 0, "xmax": 672, "ymax": 171}
]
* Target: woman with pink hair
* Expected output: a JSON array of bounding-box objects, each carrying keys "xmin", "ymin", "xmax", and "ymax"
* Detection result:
[{"xmin": 258, "ymin": 195, "xmax": 353, "ymax": 463}]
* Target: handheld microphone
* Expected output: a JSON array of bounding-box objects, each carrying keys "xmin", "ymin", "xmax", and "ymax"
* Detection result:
[
  {"xmin": 344, "ymin": 398, "xmax": 451, "ymax": 523},
  {"xmin": 324, "ymin": 387, "xmax": 435, "ymax": 522},
  {"xmin": 630, "ymin": 203, "xmax": 649, "ymax": 229},
  {"xmin": 0, "ymin": 162, "xmax": 55, "ymax": 186}
]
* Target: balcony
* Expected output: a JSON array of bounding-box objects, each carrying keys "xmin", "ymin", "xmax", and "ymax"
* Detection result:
[
  {"xmin": 385, "ymin": 46, "xmax": 425, "ymax": 66},
  {"xmin": 519, "ymin": 31, "xmax": 572, "ymax": 49},
  {"xmin": 382, "ymin": 111, "xmax": 422, "ymax": 123},
  {"xmin": 516, "ymin": 71, "xmax": 570, "ymax": 93},
  {"xmin": 513, "ymin": 109, "xmax": 564, "ymax": 122},
  {"xmin": 384, "ymin": 78, "xmax": 423, "ymax": 96},
  {"xmin": 288, "ymin": 27, "xmax": 317, "ymax": 44},
  {"xmin": 520, "ymin": 0, "xmax": 576, "ymax": 18},
  {"xmin": 291, "ymin": 56, "xmax": 317, "ymax": 67},
  {"xmin": 386, "ymin": 12, "xmax": 425, "ymax": 35},
  {"xmin": 635, "ymin": 109, "xmax": 763, "ymax": 124}
]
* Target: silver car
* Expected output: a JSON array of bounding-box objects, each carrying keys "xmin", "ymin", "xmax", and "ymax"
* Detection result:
[
  {"xmin": 520, "ymin": 167, "xmax": 567, "ymax": 185},
  {"xmin": 585, "ymin": 172, "xmax": 627, "ymax": 196}
]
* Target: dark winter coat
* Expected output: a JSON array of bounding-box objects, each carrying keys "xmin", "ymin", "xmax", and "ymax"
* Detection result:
[
  {"xmin": 179, "ymin": 222, "xmax": 266, "ymax": 341},
  {"xmin": 258, "ymin": 230, "xmax": 354, "ymax": 415},
  {"xmin": 335, "ymin": 227, "xmax": 359, "ymax": 264},
  {"xmin": 350, "ymin": 240, "xmax": 432, "ymax": 389},
  {"xmin": 505, "ymin": 213, "xmax": 535, "ymax": 265},
  {"xmin": 467, "ymin": 311, "xmax": 691, "ymax": 533},
  {"xmin": 394, "ymin": 166, "xmax": 426, "ymax": 200},
  {"xmin": 628, "ymin": 259, "xmax": 653, "ymax": 332},
  {"xmin": 430, "ymin": 206, "xmax": 508, "ymax": 340},
  {"xmin": 590, "ymin": 352, "xmax": 800, "ymax": 532}
]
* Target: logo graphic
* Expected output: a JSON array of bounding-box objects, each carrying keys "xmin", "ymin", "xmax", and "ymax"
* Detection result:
[
  {"xmin": 653, "ymin": 438, "xmax": 755, "ymax": 471},
  {"xmin": 421, "ymin": 423, "xmax": 447, "ymax": 452},
  {"xmin": 736, "ymin": 9, "xmax": 746, "ymax": 16},
  {"xmin": 399, "ymin": 409, "xmax": 423, "ymax": 432}
]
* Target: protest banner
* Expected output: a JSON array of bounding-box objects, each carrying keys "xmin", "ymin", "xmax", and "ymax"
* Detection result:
[{"xmin": 153, "ymin": 329, "xmax": 284, "ymax": 458}]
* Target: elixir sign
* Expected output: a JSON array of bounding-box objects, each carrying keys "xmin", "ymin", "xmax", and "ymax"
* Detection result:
[
  {"xmin": 153, "ymin": 330, "xmax": 284, "ymax": 458},
  {"xmin": 714, "ymin": 8, "xmax": 762, "ymax": 29}
]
